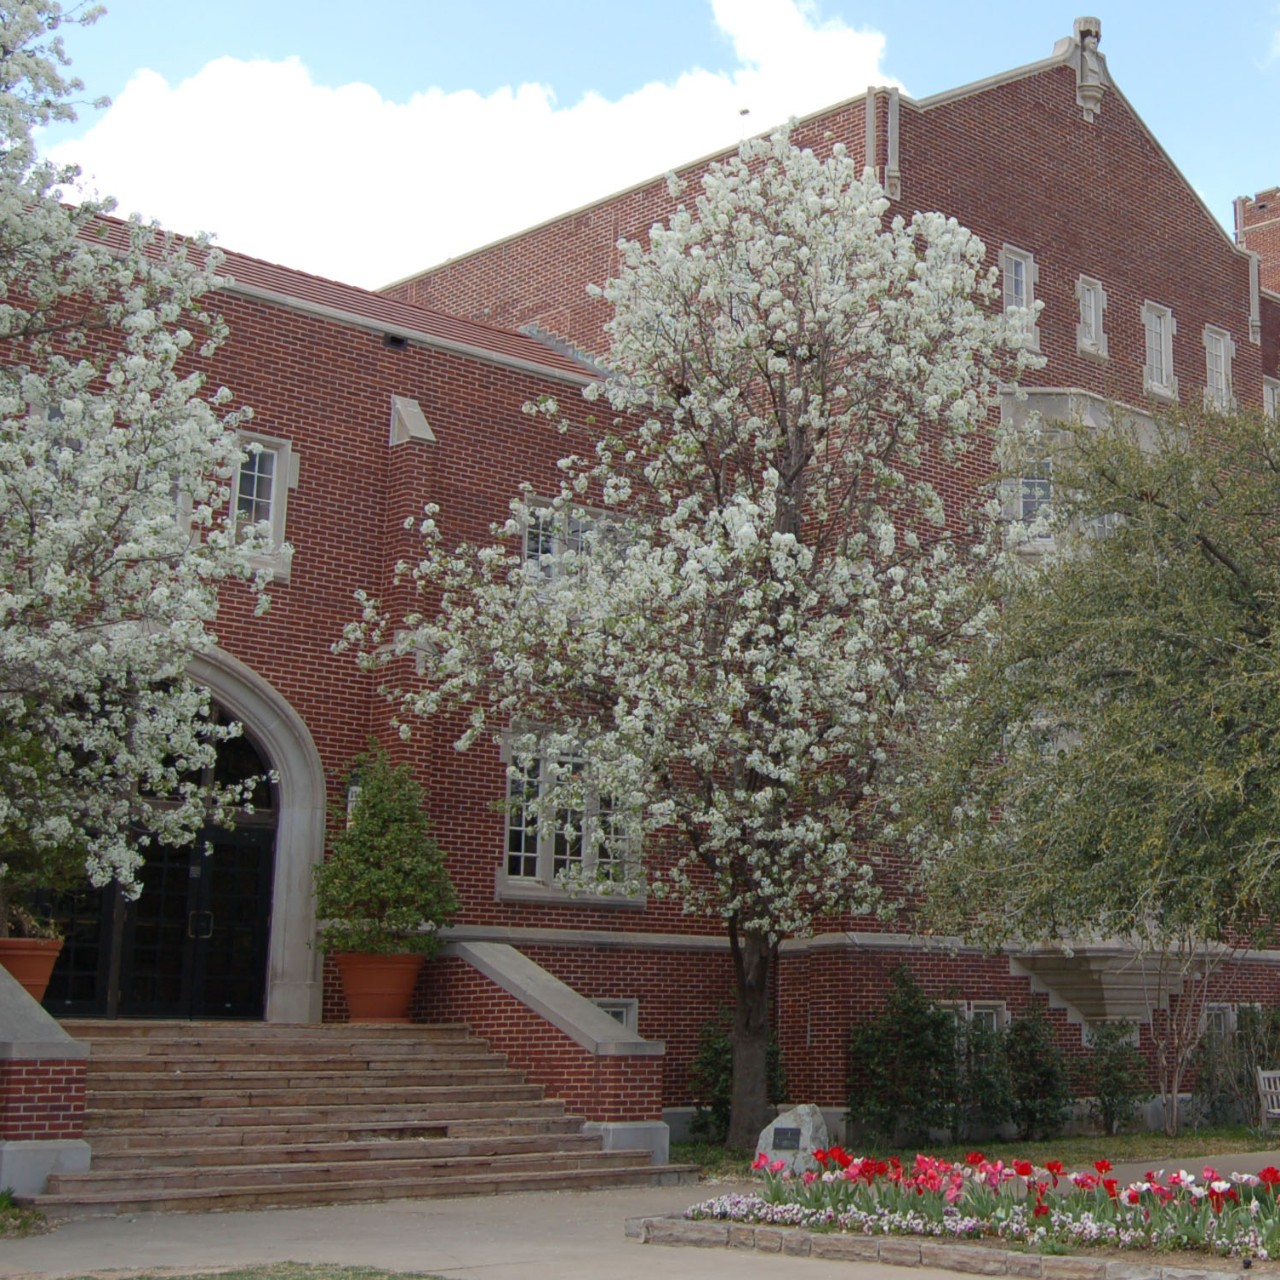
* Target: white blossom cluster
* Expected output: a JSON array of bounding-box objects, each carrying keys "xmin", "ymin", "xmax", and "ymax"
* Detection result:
[
  {"xmin": 0, "ymin": 3, "xmax": 265, "ymax": 907},
  {"xmin": 351, "ymin": 129, "xmax": 1039, "ymax": 946}
]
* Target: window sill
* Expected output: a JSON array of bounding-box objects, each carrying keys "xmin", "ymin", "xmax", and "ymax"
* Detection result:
[
  {"xmin": 495, "ymin": 871, "xmax": 646, "ymax": 910},
  {"xmin": 1143, "ymin": 381, "xmax": 1179, "ymax": 404}
]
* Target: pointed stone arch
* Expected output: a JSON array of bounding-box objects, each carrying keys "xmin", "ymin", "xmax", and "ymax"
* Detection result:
[{"xmin": 187, "ymin": 648, "xmax": 326, "ymax": 1022}]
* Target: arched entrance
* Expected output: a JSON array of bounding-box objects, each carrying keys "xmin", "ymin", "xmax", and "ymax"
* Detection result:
[
  {"xmin": 43, "ymin": 649, "xmax": 326, "ymax": 1023},
  {"xmin": 45, "ymin": 723, "xmax": 277, "ymax": 1019}
]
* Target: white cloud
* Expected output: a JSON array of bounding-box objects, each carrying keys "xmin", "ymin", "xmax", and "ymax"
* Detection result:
[{"xmin": 45, "ymin": 0, "xmax": 895, "ymax": 288}]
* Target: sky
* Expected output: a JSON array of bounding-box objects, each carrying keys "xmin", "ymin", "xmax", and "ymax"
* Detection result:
[{"xmin": 37, "ymin": 0, "xmax": 1280, "ymax": 292}]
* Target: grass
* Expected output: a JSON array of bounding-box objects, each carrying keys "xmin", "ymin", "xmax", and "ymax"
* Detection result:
[
  {"xmin": 673, "ymin": 1124, "xmax": 1280, "ymax": 1181},
  {"xmin": 0, "ymin": 1186, "xmax": 48, "ymax": 1238}
]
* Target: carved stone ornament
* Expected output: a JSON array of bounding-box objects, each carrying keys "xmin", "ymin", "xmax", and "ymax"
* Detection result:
[{"xmin": 1075, "ymin": 16, "xmax": 1106, "ymax": 123}]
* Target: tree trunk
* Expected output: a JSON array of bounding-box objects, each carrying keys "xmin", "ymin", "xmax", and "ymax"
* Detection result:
[{"xmin": 725, "ymin": 923, "xmax": 777, "ymax": 1150}]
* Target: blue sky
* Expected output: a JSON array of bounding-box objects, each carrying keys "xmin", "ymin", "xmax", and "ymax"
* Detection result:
[{"xmin": 41, "ymin": 1, "xmax": 1280, "ymax": 289}]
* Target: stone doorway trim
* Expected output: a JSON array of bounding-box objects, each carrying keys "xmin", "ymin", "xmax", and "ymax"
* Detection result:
[{"xmin": 187, "ymin": 649, "xmax": 325, "ymax": 1023}]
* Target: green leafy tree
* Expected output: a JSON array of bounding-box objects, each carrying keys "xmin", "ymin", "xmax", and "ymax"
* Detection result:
[{"xmin": 907, "ymin": 406, "xmax": 1280, "ymax": 1134}]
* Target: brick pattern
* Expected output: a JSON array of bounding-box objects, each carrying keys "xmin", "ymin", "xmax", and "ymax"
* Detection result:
[
  {"xmin": 0, "ymin": 1058, "xmax": 85, "ymax": 1140},
  {"xmin": 418, "ymin": 955, "xmax": 663, "ymax": 1122}
]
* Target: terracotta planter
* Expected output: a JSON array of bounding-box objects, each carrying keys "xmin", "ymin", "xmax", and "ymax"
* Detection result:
[
  {"xmin": 334, "ymin": 952, "xmax": 424, "ymax": 1023},
  {"xmin": 0, "ymin": 936, "xmax": 64, "ymax": 1002}
]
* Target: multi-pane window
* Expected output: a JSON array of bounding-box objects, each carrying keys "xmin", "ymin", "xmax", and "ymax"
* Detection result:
[
  {"xmin": 1000, "ymin": 245, "xmax": 1040, "ymax": 349},
  {"xmin": 1202, "ymin": 325, "xmax": 1234, "ymax": 411},
  {"xmin": 229, "ymin": 432, "xmax": 296, "ymax": 579},
  {"xmin": 523, "ymin": 505, "xmax": 586, "ymax": 580},
  {"xmin": 505, "ymin": 746, "xmax": 630, "ymax": 888},
  {"xmin": 1141, "ymin": 301, "xmax": 1177, "ymax": 400},
  {"xmin": 1265, "ymin": 377, "xmax": 1280, "ymax": 421},
  {"xmin": 1019, "ymin": 459, "xmax": 1053, "ymax": 527},
  {"xmin": 1075, "ymin": 275, "xmax": 1108, "ymax": 358},
  {"xmin": 235, "ymin": 445, "xmax": 276, "ymax": 532}
]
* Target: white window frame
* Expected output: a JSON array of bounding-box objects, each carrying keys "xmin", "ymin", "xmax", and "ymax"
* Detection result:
[
  {"xmin": 595, "ymin": 998, "xmax": 640, "ymax": 1034},
  {"xmin": 1075, "ymin": 275, "xmax": 1108, "ymax": 359},
  {"xmin": 941, "ymin": 1000, "xmax": 1009, "ymax": 1033},
  {"xmin": 1000, "ymin": 245, "xmax": 1040, "ymax": 350},
  {"xmin": 1202, "ymin": 325, "xmax": 1235, "ymax": 412},
  {"xmin": 499, "ymin": 731, "xmax": 641, "ymax": 906},
  {"xmin": 1263, "ymin": 376, "xmax": 1279, "ymax": 421},
  {"xmin": 1141, "ymin": 301, "xmax": 1178, "ymax": 401},
  {"xmin": 231, "ymin": 431, "xmax": 297, "ymax": 579}
]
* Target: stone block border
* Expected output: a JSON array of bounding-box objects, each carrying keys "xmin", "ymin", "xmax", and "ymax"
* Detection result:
[{"xmin": 623, "ymin": 1215, "xmax": 1241, "ymax": 1280}]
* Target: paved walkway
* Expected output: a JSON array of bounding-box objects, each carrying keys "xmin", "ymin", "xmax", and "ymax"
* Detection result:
[
  {"xmin": 0, "ymin": 1181, "xmax": 962, "ymax": 1280},
  {"xmin": 7, "ymin": 1152, "xmax": 1280, "ymax": 1280}
]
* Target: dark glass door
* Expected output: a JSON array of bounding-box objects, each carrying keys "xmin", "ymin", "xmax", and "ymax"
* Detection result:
[{"xmin": 45, "ymin": 824, "xmax": 275, "ymax": 1020}]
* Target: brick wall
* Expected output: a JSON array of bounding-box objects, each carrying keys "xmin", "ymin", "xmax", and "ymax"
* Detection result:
[
  {"xmin": 1239, "ymin": 187, "xmax": 1280, "ymax": 295},
  {"xmin": 417, "ymin": 955, "xmax": 663, "ymax": 1122},
  {"xmin": 0, "ymin": 1059, "xmax": 85, "ymax": 1141}
]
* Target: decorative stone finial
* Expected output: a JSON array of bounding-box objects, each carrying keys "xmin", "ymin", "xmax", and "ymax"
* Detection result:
[{"xmin": 1074, "ymin": 17, "xmax": 1106, "ymax": 123}]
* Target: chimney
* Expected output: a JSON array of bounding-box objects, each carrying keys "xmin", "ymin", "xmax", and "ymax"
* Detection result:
[{"xmin": 1237, "ymin": 187, "xmax": 1280, "ymax": 295}]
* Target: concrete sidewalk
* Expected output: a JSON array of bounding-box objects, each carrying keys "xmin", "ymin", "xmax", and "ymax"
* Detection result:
[
  {"xmin": 8, "ymin": 1152, "xmax": 1280, "ymax": 1280},
  {"xmin": 0, "ymin": 1181, "xmax": 958, "ymax": 1280}
]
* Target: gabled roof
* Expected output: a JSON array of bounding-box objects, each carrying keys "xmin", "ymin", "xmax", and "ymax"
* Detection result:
[
  {"xmin": 89, "ymin": 216, "xmax": 599, "ymax": 385},
  {"xmin": 386, "ymin": 18, "xmax": 1251, "ymax": 288}
]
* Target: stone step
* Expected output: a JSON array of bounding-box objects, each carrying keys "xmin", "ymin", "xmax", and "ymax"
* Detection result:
[
  {"xmin": 50, "ymin": 1018, "xmax": 660, "ymax": 1218},
  {"xmin": 81, "ymin": 1049, "xmax": 504, "ymax": 1070},
  {"xmin": 84, "ymin": 1113, "xmax": 587, "ymax": 1155},
  {"xmin": 26, "ymin": 1163, "xmax": 699, "ymax": 1220},
  {"xmin": 63, "ymin": 1020, "xmax": 476, "ymax": 1040},
  {"xmin": 83, "ymin": 1097, "xmax": 571, "ymax": 1133},
  {"xmin": 49, "ymin": 1146, "xmax": 651, "ymax": 1195},
  {"xmin": 87, "ymin": 1067, "xmax": 524, "ymax": 1092},
  {"xmin": 88, "ymin": 1130, "xmax": 607, "ymax": 1171},
  {"xmin": 85, "ymin": 1082, "xmax": 547, "ymax": 1112}
]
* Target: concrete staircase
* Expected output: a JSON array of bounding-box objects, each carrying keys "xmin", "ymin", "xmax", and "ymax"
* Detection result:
[{"xmin": 24, "ymin": 1021, "xmax": 694, "ymax": 1218}]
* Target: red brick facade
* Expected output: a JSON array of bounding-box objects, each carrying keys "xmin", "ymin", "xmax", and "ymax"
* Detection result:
[
  {"xmin": 25, "ymin": 21, "xmax": 1280, "ymax": 1133},
  {"xmin": 0, "ymin": 1059, "xmax": 85, "ymax": 1141}
]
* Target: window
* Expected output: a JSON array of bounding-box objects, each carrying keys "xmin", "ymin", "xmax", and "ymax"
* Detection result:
[
  {"xmin": 231, "ymin": 432, "xmax": 297, "ymax": 578},
  {"xmin": 1202, "ymin": 325, "xmax": 1235, "ymax": 411},
  {"xmin": 1075, "ymin": 275, "xmax": 1108, "ymax": 358},
  {"xmin": 1000, "ymin": 245, "xmax": 1040, "ymax": 349},
  {"xmin": 1263, "ymin": 376, "xmax": 1278, "ymax": 421},
  {"xmin": 941, "ymin": 1000, "xmax": 1008, "ymax": 1032},
  {"xmin": 502, "ymin": 735, "xmax": 636, "ymax": 900},
  {"xmin": 523, "ymin": 505, "xmax": 585, "ymax": 581},
  {"xmin": 1141, "ymin": 301, "xmax": 1178, "ymax": 400},
  {"xmin": 595, "ymin": 998, "xmax": 639, "ymax": 1034},
  {"xmin": 1018, "ymin": 458, "xmax": 1053, "ymax": 527}
]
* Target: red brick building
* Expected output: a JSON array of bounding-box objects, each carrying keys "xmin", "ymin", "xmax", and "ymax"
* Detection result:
[{"xmin": 24, "ymin": 17, "xmax": 1280, "ymax": 1151}]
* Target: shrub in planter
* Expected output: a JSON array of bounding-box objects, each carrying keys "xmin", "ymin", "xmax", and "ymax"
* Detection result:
[{"xmin": 314, "ymin": 743, "xmax": 457, "ymax": 963}]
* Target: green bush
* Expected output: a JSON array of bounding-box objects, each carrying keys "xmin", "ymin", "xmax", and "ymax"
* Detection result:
[
  {"xmin": 846, "ymin": 968, "xmax": 959, "ymax": 1145},
  {"xmin": 1005, "ymin": 1008, "xmax": 1072, "ymax": 1140},
  {"xmin": 1193, "ymin": 1005, "xmax": 1280, "ymax": 1128},
  {"xmin": 687, "ymin": 1007, "xmax": 788, "ymax": 1145},
  {"xmin": 955, "ymin": 1017, "xmax": 1013, "ymax": 1140},
  {"xmin": 1082, "ymin": 1022, "xmax": 1147, "ymax": 1134},
  {"xmin": 313, "ymin": 744, "xmax": 457, "ymax": 955}
]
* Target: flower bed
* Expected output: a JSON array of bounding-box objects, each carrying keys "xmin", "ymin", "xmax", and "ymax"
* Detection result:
[{"xmin": 685, "ymin": 1148, "xmax": 1280, "ymax": 1259}]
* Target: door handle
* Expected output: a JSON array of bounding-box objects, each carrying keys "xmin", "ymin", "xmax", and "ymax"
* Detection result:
[{"xmin": 188, "ymin": 910, "xmax": 214, "ymax": 940}]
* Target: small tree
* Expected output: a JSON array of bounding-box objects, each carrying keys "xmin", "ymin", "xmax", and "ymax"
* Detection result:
[
  {"xmin": 0, "ymin": 2, "xmax": 266, "ymax": 921},
  {"xmin": 349, "ymin": 129, "xmax": 1036, "ymax": 1146},
  {"xmin": 907, "ymin": 407, "xmax": 1280, "ymax": 1134},
  {"xmin": 314, "ymin": 745, "xmax": 457, "ymax": 955}
]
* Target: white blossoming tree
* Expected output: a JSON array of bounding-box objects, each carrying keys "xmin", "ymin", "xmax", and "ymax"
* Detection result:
[
  {"xmin": 354, "ymin": 131, "xmax": 1037, "ymax": 1145},
  {"xmin": 0, "ymin": 2, "xmax": 264, "ymax": 933}
]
